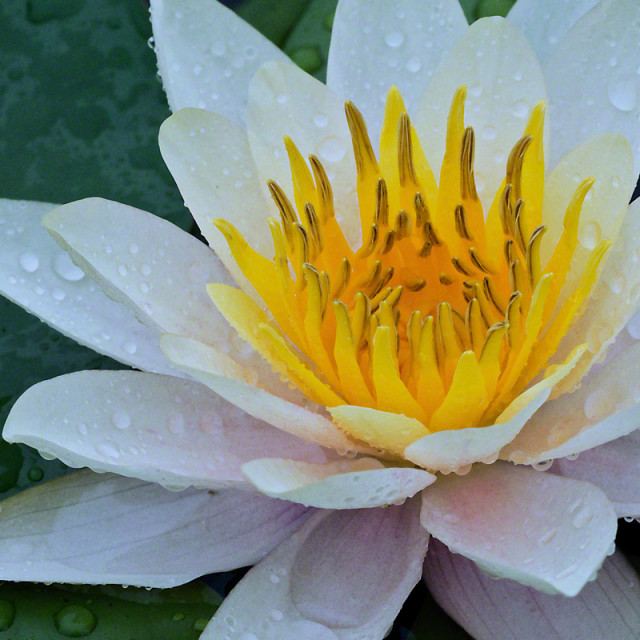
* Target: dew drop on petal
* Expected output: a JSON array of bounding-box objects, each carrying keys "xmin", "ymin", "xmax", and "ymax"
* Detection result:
[
  {"xmin": 384, "ymin": 31, "xmax": 405, "ymax": 48},
  {"xmin": 122, "ymin": 340, "xmax": 137, "ymax": 355},
  {"xmin": 571, "ymin": 504, "xmax": 593, "ymax": 529},
  {"xmin": 313, "ymin": 113, "xmax": 328, "ymax": 128},
  {"xmin": 405, "ymin": 56, "xmax": 422, "ymax": 73},
  {"xmin": 53, "ymin": 252, "xmax": 85, "ymax": 281},
  {"xmin": 19, "ymin": 251, "xmax": 39, "ymax": 273},
  {"xmin": 578, "ymin": 221, "xmax": 601, "ymax": 249},
  {"xmin": 111, "ymin": 410, "xmax": 131, "ymax": 430},
  {"xmin": 51, "ymin": 288, "xmax": 66, "ymax": 301},
  {"xmin": 607, "ymin": 80, "xmax": 638, "ymax": 112},
  {"xmin": 318, "ymin": 137, "xmax": 346, "ymax": 163}
]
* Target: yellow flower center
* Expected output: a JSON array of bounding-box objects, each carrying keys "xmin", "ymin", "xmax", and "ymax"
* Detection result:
[{"xmin": 210, "ymin": 86, "xmax": 608, "ymax": 437}]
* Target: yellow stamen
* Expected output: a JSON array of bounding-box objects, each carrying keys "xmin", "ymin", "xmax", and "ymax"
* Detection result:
[{"xmin": 212, "ymin": 86, "xmax": 611, "ymax": 457}]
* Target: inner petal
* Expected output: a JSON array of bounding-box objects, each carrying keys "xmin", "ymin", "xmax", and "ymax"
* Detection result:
[{"xmin": 212, "ymin": 86, "xmax": 609, "ymax": 450}]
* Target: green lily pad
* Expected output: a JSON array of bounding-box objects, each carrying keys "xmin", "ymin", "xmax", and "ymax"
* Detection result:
[{"xmin": 0, "ymin": 581, "xmax": 221, "ymax": 639}]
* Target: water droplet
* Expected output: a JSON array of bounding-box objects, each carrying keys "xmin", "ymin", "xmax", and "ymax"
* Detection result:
[
  {"xmin": 117, "ymin": 264, "xmax": 128, "ymax": 277},
  {"xmin": 405, "ymin": 56, "xmax": 422, "ymax": 73},
  {"xmin": 276, "ymin": 93, "xmax": 288, "ymax": 105},
  {"xmin": 384, "ymin": 31, "xmax": 405, "ymax": 48},
  {"xmin": 0, "ymin": 600, "xmax": 15, "ymax": 631},
  {"xmin": 313, "ymin": 113, "xmax": 328, "ymax": 128},
  {"xmin": 210, "ymin": 42, "xmax": 226, "ymax": 56},
  {"xmin": 19, "ymin": 251, "xmax": 39, "ymax": 273},
  {"xmin": 537, "ymin": 528, "xmax": 557, "ymax": 546},
  {"xmin": 167, "ymin": 412, "xmax": 185, "ymax": 435},
  {"xmin": 129, "ymin": 243, "xmax": 139, "ymax": 255},
  {"xmin": 78, "ymin": 423, "xmax": 88, "ymax": 436},
  {"xmin": 269, "ymin": 572, "xmax": 280, "ymax": 584},
  {"xmin": 54, "ymin": 605, "xmax": 97, "ymax": 637},
  {"xmin": 141, "ymin": 264, "xmax": 152, "ymax": 276},
  {"xmin": 469, "ymin": 85, "xmax": 483, "ymax": 97},
  {"xmin": 512, "ymin": 98, "xmax": 528, "ymax": 118},
  {"xmin": 482, "ymin": 125, "xmax": 497, "ymax": 140},
  {"xmin": 532, "ymin": 459, "xmax": 553, "ymax": 471},
  {"xmin": 270, "ymin": 609, "xmax": 283, "ymax": 621},
  {"xmin": 27, "ymin": 466, "xmax": 44, "ymax": 482},
  {"xmin": 578, "ymin": 221, "xmax": 601, "ymax": 249},
  {"xmin": 318, "ymin": 137, "xmax": 346, "ymax": 162},
  {"xmin": 443, "ymin": 512, "xmax": 460, "ymax": 524},
  {"xmin": 572, "ymin": 504, "xmax": 593, "ymax": 528},
  {"xmin": 607, "ymin": 80, "xmax": 638, "ymax": 112},
  {"xmin": 51, "ymin": 287, "xmax": 66, "ymax": 301},
  {"xmin": 122, "ymin": 340, "xmax": 138, "ymax": 355},
  {"xmin": 97, "ymin": 442, "xmax": 119, "ymax": 458},
  {"xmin": 193, "ymin": 618, "xmax": 208, "ymax": 632},
  {"xmin": 139, "ymin": 281, "xmax": 150, "ymax": 294},
  {"xmin": 53, "ymin": 253, "xmax": 85, "ymax": 281},
  {"xmin": 111, "ymin": 410, "xmax": 131, "ymax": 430},
  {"xmin": 147, "ymin": 36, "xmax": 155, "ymax": 50},
  {"xmin": 173, "ymin": 613, "xmax": 185, "ymax": 621}
]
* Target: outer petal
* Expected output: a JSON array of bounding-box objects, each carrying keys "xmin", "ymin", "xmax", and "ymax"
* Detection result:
[
  {"xmin": 502, "ymin": 339, "xmax": 640, "ymax": 463},
  {"xmin": 242, "ymin": 457, "xmax": 435, "ymax": 509},
  {"xmin": 404, "ymin": 388, "xmax": 548, "ymax": 473},
  {"xmin": 549, "ymin": 198, "xmax": 640, "ymax": 395},
  {"xmin": 421, "ymin": 462, "xmax": 617, "ymax": 596},
  {"xmin": 0, "ymin": 469, "xmax": 313, "ymax": 587},
  {"xmin": 150, "ymin": 0, "xmax": 290, "ymax": 123},
  {"xmin": 326, "ymin": 0, "xmax": 468, "ymax": 132},
  {"xmin": 247, "ymin": 61, "xmax": 361, "ymax": 246},
  {"xmin": 4, "ymin": 370, "xmax": 333, "ymax": 491},
  {"xmin": 507, "ymin": 0, "xmax": 599, "ymax": 65},
  {"xmin": 414, "ymin": 17, "xmax": 547, "ymax": 209},
  {"xmin": 159, "ymin": 108, "xmax": 273, "ymax": 296},
  {"xmin": 160, "ymin": 333, "xmax": 374, "ymax": 454},
  {"xmin": 554, "ymin": 429, "xmax": 640, "ymax": 519},
  {"xmin": 0, "ymin": 199, "xmax": 173, "ymax": 375},
  {"xmin": 43, "ymin": 198, "xmax": 229, "ymax": 344},
  {"xmin": 424, "ymin": 539, "xmax": 640, "ymax": 640},
  {"xmin": 544, "ymin": 0, "xmax": 640, "ymax": 177},
  {"xmin": 202, "ymin": 499, "xmax": 428, "ymax": 639}
]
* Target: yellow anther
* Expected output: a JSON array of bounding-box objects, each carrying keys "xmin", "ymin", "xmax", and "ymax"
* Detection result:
[
  {"xmin": 374, "ymin": 179, "xmax": 389, "ymax": 226},
  {"xmin": 309, "ymin": 154, "xmax": 334, "ymax": 222},
  {"xmin": 398, "ymin": 112, "xmax": 417, "ymax": 186}
]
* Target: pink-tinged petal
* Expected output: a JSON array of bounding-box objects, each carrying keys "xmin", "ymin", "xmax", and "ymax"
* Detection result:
[
  {"xmin": 404, "ymin": 387, "xmax": 549, "ymax": 473},
  {"xmin": 201, "ymin": 499, "xmax": 428, "ymax": 639},
  {"xmin": 553, "ymin": 429, "xmax": 640, "ymax": 519},
  {"xmin": 326, "ymin": 0, "xmax": 467, "ymax": 132},
  {"xmin": 150, "ymin": 0, "xmax": 289, "ymax": 123},
  {"xmin": 242, "ymin": 457, "xmax": 435, "ymax": 509},
  {"xmin": 421, "ymin": 462, "xmax": 617, "ymax": 596},
  {"xmin": 43, "ymin": 198, "xmax": 231, "ymax": 344},
  {"xmin": 160, "ymin": 332, "xmax": 375, "ymax": 455},
  {"xmin": 247, "ymin": 61, "xmax": 361, "ymax": 247},
  {"xmin": 159, "ymin": 108, "xmax": 273, "ymax": 298},
  {"xmin": 0, "ymin": 469, "xmax": 313, "ymax": 587},
  {"xmin": 424, "ymin": 539, "xmax": 640, "ymax": 640},
  {"xmin": 507, "ymin": 0, "xmax": 599, "ymax": 65},
  {"xmin": 415, "ymin": 17, "xmax": 547, "ymax": 210},
  {"xmin": 502, "ymin": 339, "xmax": 640, "ymax": 464},
  {"xmin": 544, "ymin": 0, "xmax": 640, "ymax": 177},
  {"xmin": 0, "ymin": 199, "xmax": 173, "ymax": 374},
  {"xmin": 4, "ymin": 370, "xmax": 334, "ymax": 491},
  {"xmin": 550, "ymin": 199, "xmax": 640, "ymax": 396}
]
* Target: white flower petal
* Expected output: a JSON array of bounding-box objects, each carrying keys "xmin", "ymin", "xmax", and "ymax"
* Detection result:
[
  {"xmin": 326, "ymin": 0, "xmax": 468, "ymax": 132},
  {"xmin": 414, "ymin": 17, "xmax": 547, "ymax": 209},
  {"xmin": 43, "ymin": 198, "xmax": 238, "ymax": 351},
  {"xmin": 4, "ymin": 370, "xmax": 333, "ymax": 491},
  {"xmin": 159, "ymin": 333, "xmax": 373, "ymax": 454},
  {"xmin": 502, "ymin": 338, "xmax": 640, "ymax": 464},
  {"xmin": 0, "ymin": 469, "xmax": 313, "ymax": 587},
  {"xmin": 506, "ymin": 0, "xmax": 599, "ymax": 65},
  {"xmin": 0, "ymin": 199, "xmax": 173, "ymax": 374},
  {"xmin": 150, "ymin": 0, "xmax": 289, "ymax": 123},
  {"xmin": 247, "ymin": 61, "xmax": 361, "ymax": 246},
  {"xmin": 202, "ymin": 499, "xmax": 428, "ymax": 639},
  {"xmin": 404, "ymin": 387, "xmax": 549, "ymax": 473},
  {"xmin": 554, "ymin": 429, "xmax": 640, "ymax": 518},
  {"xmin": 421, "ymin": 462, "xmax": 617, "ymax": 596},
  {"xmin": 424, "ymin": 539, "xmax": 640, "ymax": 640},
  {"xmin": 550, "ymin": 198, "xmax": 640, "ymax": 396},
  {"xmin": 159, "ymin": 108, "xmax": 272, "ymax": 297},
  {"xmin": 242, "ymin": 457, "xmax": 435, "ymax": 509},
  {"xmin": 544, "ymin": 0, "xmax": 640, "ymax": 176}
]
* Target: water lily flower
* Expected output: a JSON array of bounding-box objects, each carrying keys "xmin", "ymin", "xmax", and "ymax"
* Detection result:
[{"xmin": 1, "ymin": 0, "xmax": 640, "ymax": 637}]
